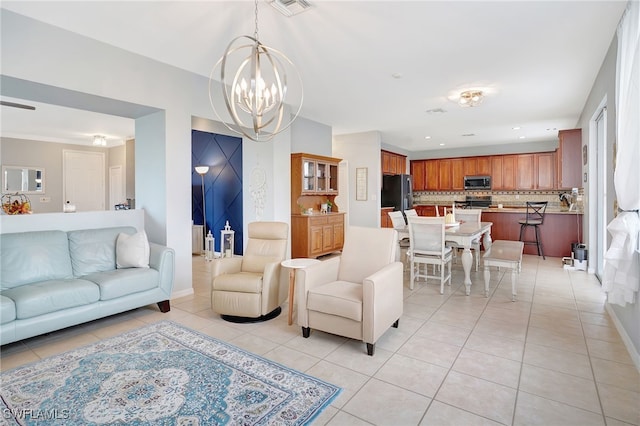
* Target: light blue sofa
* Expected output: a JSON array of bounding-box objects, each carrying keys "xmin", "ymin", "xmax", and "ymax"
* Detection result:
[{"xmin": 0, "ymin": 226, "xmax": 175, "ymax": 345}]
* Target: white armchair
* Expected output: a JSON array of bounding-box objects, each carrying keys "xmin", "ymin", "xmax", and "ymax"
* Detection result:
[
  {"xmin": 211, "ymin": 221, "xmax": 289, "ymax": 322},
  {"xmin": 295, "ymin": 226, "xmax": 403, "ymax": 355}
]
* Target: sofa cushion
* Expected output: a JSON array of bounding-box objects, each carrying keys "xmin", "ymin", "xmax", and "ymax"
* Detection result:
[
  {"xmin": 1, "ymin": 295, "xmax": 16, "ymax": 324},
  {"xmin": 2, "ymin": 279, "xmax": 100, "ymax": 319},
  {"xmin": 116, "ymin": 231, "xmax": 150, "ymax": 269},
  {"xmin": 307, "ymin": 280, "xmax": 363, "ymax": 322},
  {"xmin": 0, "ymin": 230, "xmax": 73, "ymax": 289},
  {"xmin": 213, "ymin": 272, "xmax": 263, "ymax": 293},
  {"xmin": 83, "ymin": 268, "xmax": 159, "ymax": 300},
  {"xmin": 68, "ymin": 227, "xmax": 137, "ymax": 277}
]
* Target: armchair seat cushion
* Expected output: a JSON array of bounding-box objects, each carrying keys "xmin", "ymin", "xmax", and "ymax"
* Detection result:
[
  {"xmin": 307, "ymin": 281, "xmax": 363, "ymax": 322},
  {"xmin": 2, "ymin": 279, "xmax": 99, "ymax": 319},
  {"xmin": 213, "ymin": 272, "xmax": 263, "ymax": 293}
]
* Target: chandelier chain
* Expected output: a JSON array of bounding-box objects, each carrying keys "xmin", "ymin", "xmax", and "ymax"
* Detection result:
[{"xmin": 254, "ymin": 0, "xmax": 259, "ymax": 40}]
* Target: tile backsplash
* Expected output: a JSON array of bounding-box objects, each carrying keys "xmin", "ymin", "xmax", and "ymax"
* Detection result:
[{"xmin": 413, "ymin": 189, "xmax": 584, "ymax": 211}]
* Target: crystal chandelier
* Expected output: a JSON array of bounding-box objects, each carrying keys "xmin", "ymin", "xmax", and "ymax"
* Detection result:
[
  {"xmin": 209, "ymin": 0, "xmax": 303, "ymax": 142},
  {"xmin": 458, "ymin": 90, "xmax": 484, "ymax": 107}
]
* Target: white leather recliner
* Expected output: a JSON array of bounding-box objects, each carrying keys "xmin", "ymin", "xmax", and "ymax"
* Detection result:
[
  {"xmin": 211, "ymin": 221, "xmax": 289, "ymax": 322},
  {"xmin": 295, "ymin": 226, "xmax": 403, "ymax": 355}
]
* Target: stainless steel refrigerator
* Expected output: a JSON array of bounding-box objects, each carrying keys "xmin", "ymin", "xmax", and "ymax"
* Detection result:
[{"xmin": 381, "ymin": 174, "xmax": 413, "ymax": 213}]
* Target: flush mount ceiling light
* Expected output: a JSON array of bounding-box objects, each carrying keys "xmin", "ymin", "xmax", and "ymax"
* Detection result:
[
  {"xmin": 93, "ymin": 135, "xmax": 107, "ymax": 146},
  {"xmin": 209, "ymin": 0, "xmax": 303, "ymax": 142},
  {"xmin": 458, "ymin": 90, "xmax": 484, "ymax": 107}
]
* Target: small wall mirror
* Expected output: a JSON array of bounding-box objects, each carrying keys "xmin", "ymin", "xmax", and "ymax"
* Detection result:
[{"xmin": 2, "ymin": 166, "xmax": 45, "ymax": 194}]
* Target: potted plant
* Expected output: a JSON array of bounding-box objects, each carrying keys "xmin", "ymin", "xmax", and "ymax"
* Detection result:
[{"xmin": 326, "ymin": 200, "xmax": 333, "ymax": 212}]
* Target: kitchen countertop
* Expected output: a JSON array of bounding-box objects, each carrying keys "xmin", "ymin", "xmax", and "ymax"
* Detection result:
[{"xmin": 413, "ymin": 204, "xmax": 582, "ymax": 215}]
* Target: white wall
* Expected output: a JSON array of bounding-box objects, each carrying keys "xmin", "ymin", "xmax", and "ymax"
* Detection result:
[
  {"xmin": 1, "ymin": 10, "xmax": 332, "ymax": 297},
  {"xmin": 333, "ymin": 131, "xmax": 382, "ymax": 228}
]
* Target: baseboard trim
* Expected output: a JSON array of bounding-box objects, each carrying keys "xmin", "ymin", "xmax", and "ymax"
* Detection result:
[
  {"xmin": 171, "ymin": 288, "xmax": 195, "ymax": 300},
  {"xmin": 605, "ymin": 303, "xmax": 640, "ymax": 372}
]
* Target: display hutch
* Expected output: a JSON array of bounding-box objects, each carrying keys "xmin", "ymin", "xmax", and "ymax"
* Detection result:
[{"xmin": 291, "ymin": 153, "xmax": 345, "ymax": 258}]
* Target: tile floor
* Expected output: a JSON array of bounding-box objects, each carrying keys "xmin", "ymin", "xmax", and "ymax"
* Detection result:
[{"xmin": 2, "ymin": 254, "xmax": 639, "ymax": 426}]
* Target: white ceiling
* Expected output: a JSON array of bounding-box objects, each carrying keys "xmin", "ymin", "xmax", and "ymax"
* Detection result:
[{"xmin": 0, "ymin": 1, "xmax": 627, "ymax": 152}]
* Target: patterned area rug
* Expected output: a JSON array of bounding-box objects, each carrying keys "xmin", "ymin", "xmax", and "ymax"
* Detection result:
[{"xmin": 0, "ymin": 321, "xmax": 340, "ymax": 425}]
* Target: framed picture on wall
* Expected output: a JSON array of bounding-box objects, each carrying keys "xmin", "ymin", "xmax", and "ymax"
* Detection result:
[{"xmin": 356, "ymin": 167, "xmax": 367, "ymax": 201}]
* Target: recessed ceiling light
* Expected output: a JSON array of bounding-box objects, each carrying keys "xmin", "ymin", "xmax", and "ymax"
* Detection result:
[
  {"xmin": 425, "ymin": 136, "xmax": 431, "ymax": 140},
  {"xmin": 512, "ymin": 126, "xmax": 521, "ymax": 130},
  {"xmin": 546, "ymin": 127, "xmax": 558, "ymax": 131},
  {"xmin": 519, "ymin": 135, "xmax": 526, "ymax": 139},
  {"xmin": 439, "ymin": 143, "xmax": 445, "ymax": 146},
  {"xmin": 392, "ymin": 73, "xmax": 403, "ymax": 79}
]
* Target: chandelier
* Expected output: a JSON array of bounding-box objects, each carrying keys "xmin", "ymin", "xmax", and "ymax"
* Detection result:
[
  {"xmin": 458, "ymin": 90, "xmax": 484, "ymax": 107},
  {"xmin": 209, "ymin": 0, "xmax": 303, "ymax": 142}
]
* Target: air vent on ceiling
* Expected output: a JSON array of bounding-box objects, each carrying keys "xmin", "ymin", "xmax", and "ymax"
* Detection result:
[{"xmin": 269, "ymin": 0, "xmax": 312, "ymax": 17}]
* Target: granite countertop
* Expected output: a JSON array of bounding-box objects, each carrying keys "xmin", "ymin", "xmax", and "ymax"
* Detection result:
[{"xmin": 413, "ymin": 204, "xmax": 582, "ymax": 215}]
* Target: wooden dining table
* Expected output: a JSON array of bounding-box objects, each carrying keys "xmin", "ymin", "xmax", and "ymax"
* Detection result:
[{"xmin": 396, "ymin": 221, "xmax": 493, "ymax": 295}]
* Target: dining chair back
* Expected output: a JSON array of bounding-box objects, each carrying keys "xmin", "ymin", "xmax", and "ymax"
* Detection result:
[
  {"xmin": 446, "ymin": 209, "xmax": 482, "ymax": 271},
  {"xmin": 407, "ymin": 216, "xmax": 452, "ymax": 293}
]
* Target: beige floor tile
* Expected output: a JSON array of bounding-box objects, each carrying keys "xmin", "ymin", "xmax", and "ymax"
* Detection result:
[
  {"xmin": 523, "ymin": 342, "xmax": 593, "ymax": 379},
  {"xmin": 28, "ymin": 332, "xmax": 101, "ymax": 359},
  {"xmin": 374, "ymin": 353, "xmax": 448, "ymax": 397},
  {"xmin": 514, "ymin": 391, "xmax": 605, "ymax": 426},
  {"xmin": 305, "ymin": 360, "xmax": 369, "ymax": 409},
  {"xmin": 326, "ymin": 410, "xmax": 373, "ymax": 425},
  {"xmin": 325, "ymin": 340, "xmax": 393, "ymax": 376},
  {"xmin": 402, "ymin": 301, "xmax": 438, "ymax": 321},
  {"xmin": 343, "ymin": 378, "xmax": 430, "ymax": 425},
  {"xmin": 604, "ymin": 416, "xmax": 639, "ymax": 426},
  {"xmin": 435, "ymin": 370, "xmax": 517, "ymax": 424},
  {"xmin": 526, "ymin": 326, "xmax": 588, "ymax": 355},
  {"xmin": 375, "ymin": 317, "xmax": 422, "ymax": 353},
  {"xmin": 580, "ymin": 311, "xmax": 614, "ymax": 327},
  {"xmin": 465, "ymin": 331, "xmax": 525, "ymax": 361},
  {"xmin": 452, "ymin": 347, "xmax": 522, "ymax": 388},
  {"xmin": 261, "ymin": 345, "xmax": 321, "ymax": 373},
  {"xmin": 591, "ymin": 357, "xmax": 640, "ymax": 393},
  {"xmin": 248, "ymin": 318, "xmax": 299, "ymax": 345},
  {"xmin": 198, "ymin": 321, "xmax": 245, "ymax": 341},
  {"xmin": 420, "ymin": 400, "xmax": 503, "ymax": 426},
  {"xmin": 398, "ymin": 334, "xmax": 462, "ymax": 368},
  {"xmin": 519, "ymin": 364, "xmax": 601, "ymax": 414},
  {"xmin": 474, "ymin": 316, "xmax": 528, "ymax": 341},
  {"xmin": 414, "ymin": 320, "xmax": 471, "ymax": 346},
  {"xmin": 583, "ymin": 323, "xmax": 624, "ymax": 344},
  {"xmin": 0, "ymin": 346, "xmax": 40, "ymax": 371},
  {"xmin": 587, "ymin": 338, "xmax": 636, "ymax": 365},
  {"xmin": 597, "ymin": 382, "xmax": 640, "ymax": 425},
  {"xmin": 529, "ymin": 312, "xmax": 583, "ymax": 336}
]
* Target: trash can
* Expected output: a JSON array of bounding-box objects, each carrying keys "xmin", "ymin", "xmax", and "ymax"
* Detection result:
[{"xmin": 573, "ymin": 243, "xmax": 588, "ymax": 271}]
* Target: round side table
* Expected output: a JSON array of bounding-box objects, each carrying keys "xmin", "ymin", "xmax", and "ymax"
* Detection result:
[{"xmin": 281, "ymin": 258, "xmax": 321, "ymax": 326}]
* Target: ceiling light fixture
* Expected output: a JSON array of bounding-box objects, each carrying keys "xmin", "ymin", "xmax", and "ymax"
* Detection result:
[
  {"xmin": 93, "ymin": 135, "xmax": 107, "ymax": 146},
  {"xmin": 209, "ymin": 0, "xmax": 303, "ymax": 142},
  {"xmin": 458, "ymin": 90, "xmax": 484, "ymax": 107}
]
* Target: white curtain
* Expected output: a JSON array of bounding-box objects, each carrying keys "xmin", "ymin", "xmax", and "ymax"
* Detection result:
[{"xmin": 603, "ymin": 0, "xmax": 640, "ymax": 306}]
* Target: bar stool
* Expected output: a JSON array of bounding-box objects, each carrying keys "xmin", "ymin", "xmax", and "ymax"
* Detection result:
[{"xmin": 518, "ymin": 201, "xmax": 548, "ymax": 259}]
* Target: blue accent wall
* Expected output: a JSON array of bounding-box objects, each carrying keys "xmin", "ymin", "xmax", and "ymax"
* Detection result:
[{"xmin": 192, "ymin": 130, "xmax": 243, "ymax": 254}]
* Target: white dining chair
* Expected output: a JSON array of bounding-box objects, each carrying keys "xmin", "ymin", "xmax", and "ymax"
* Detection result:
[
  {"xmin": 446, "ymin": 208, "xmax": 482, "ymax": 271},
  {"xmin": 407, "ymin": 216, "xmax": 452, "ymax": 292},
  {"xmin": 388, "ymin": 210, "xmax": 410, "ymax": 267}
]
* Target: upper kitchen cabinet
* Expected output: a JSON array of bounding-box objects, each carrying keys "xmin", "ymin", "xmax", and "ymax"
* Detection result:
[
  {"xmin": 477, "ymin": 156, "xmax": 491, "ymax": 176},
  {"xmin": 381, "ymin": 150, "xmax": 407, "ymax": 175},
  {"xmin": 491, "ymin": 155, "xmax": 517, "ymax": 190},
  {"xmin": 515, "ymin": 152, "xmax": 556, "ymax": 190},
  {"xmin": 410, "ymin": 160, "xmax": 426, "ymax": 191},
  {"xmin": 556, "ymin": 129, "xmax": 582, "ymax": 189},
  {"xmin": 425, "ymin": 159, "xmax": 439, "ymax": 190}
]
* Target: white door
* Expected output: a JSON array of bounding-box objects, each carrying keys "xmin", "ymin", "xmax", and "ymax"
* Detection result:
[
  {"xmin": 109, "ymin": 165, "xmax": 125, "ymax": 209},
  {"xmin": 595, "ymin": 107, "xmax": 607, "ymax": 280},
  {"xmin": 63, "ymin": 150, "xmax": 105, "ymax": 211}
]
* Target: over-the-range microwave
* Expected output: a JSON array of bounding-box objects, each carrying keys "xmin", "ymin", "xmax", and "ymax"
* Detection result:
[{"xmin": 464, "ymin": 176, "xmax": 491, "ymax": 190}]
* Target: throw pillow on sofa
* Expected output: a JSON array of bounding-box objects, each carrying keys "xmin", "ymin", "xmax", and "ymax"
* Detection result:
[{"xmin": 116, "ymin": 231, "xmax": 150, "ymax": 269}]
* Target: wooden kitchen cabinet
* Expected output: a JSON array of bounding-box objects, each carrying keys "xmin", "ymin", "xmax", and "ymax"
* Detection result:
[
  {"xmin": 381, "ymin": 207, "xmax": 394, "ymax": 228},
  {"xmin": 410, "ymin": 160, "xmax": 426, "ymax": 191},
  {"xmin": 451, "ymin": 158, "xmax": 464, "ymax": 190},
  {"xmin": 516, "ymin": 154, "xmax": 535, "ymax": 189},
  {"xmin": 477, "ymin": 156, "xmax": 491, "ymax": 176},
  {"xmin": 291, "ymin": 153, "xmax": 341, "ymax": 212},
  {"xmin": 557, "ymin": 129, "xmax": 582, "ymax": 189},
  {"xmin": 425, "ymin": 160, "xmax": 439, "ymax": 190},
  {"xmin": 492, "ymin": 155, "xmax": 517, "ymax": 190},
  {"xmin": 463, "ymin": 157, "xmax": 477, "ymax": 177},
  {"xmin": 291, "ymin": 213, "xmax": 345, "ymax": 258},
  {"xmin": 382, "ymin": 150, "xmax": 407, "ymax": 175},
  {"xmin": 516, "ymin": 152, "xmax": 555, "ymax": 190},
  {"xmin": 439, "ymin": 159, "xmax": 452, "ymax": 190}
]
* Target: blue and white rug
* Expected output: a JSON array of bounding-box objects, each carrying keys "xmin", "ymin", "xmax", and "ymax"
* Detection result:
[{"xmin": 0, "ymin": 321, "xmax": 341, "ymax": 425}]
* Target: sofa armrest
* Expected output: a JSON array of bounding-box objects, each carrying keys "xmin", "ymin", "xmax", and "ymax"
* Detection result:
[
  {"xmin": 149, "ymin": 242, "xmax": 175, "ymax": 297},
  {"xmin": 362, "ymin": 261, "xmax": 403, "ymax": 344},
  {"xmin": 295, "ymin": 256, "xmax": 341, "ymax": 327},
  {"xmin": 211, "ymin": 257, "xmax": 243, "ymax": 279}
]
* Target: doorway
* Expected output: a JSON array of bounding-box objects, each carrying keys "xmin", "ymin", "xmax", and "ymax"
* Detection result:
[
  {"xmin": 63, "ymin": 150, "xmax": 105, "ymax": 211},
  {"xmin": 594, "ymin": 105, "xmax": 607, "ymax": 280}
]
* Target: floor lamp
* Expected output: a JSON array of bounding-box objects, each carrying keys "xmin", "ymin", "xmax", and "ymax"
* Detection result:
[{"xmin": 195, "ymin": 166, "xmax": 209, "ymax": 256}]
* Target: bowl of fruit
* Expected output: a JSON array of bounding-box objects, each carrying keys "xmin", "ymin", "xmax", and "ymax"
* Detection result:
[{"xmin": 2, "ymin": 193, "xmax": 32, "ymax": 215}]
